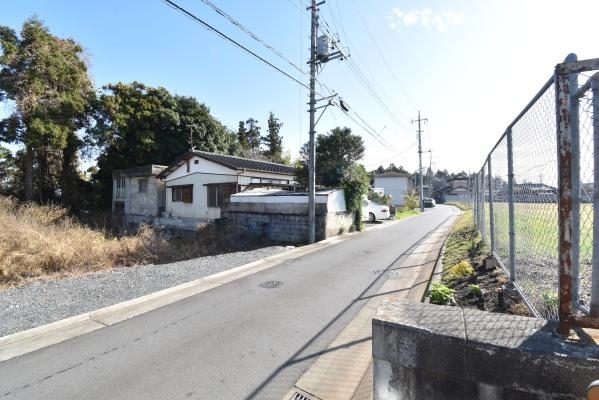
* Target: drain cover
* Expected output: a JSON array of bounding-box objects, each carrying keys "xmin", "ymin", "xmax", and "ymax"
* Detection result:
[
  {"xmin": 286, "ymin": 389, "xmax": 318, "ymax": 400},
  {"xmin": 259, "ymin": 280, "xmax": 283, "ymax": 289}
]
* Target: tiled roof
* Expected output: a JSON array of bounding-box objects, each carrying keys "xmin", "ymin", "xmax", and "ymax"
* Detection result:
[
  {"xmin": 195, "ymin": 151, "xmax": 295, "ymax": 175},
  {"xmin": 157, "ymin": 151, "xmax": 295, "ymax": 179}
]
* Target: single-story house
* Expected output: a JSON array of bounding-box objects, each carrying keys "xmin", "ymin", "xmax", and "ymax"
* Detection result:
[
  {"xmin": 112, "ymin": 151, "xmax": 299, "ymax": 230},
  {"xmin": 373, "ymin": 172, "xmax": 413, "ymax": 206}
]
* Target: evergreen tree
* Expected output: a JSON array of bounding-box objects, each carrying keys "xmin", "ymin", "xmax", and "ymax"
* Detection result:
[
  {"xmin": 261, "ymin": 111, "xmax": 283, "ymax": 161},
  {"xmin": 91, "ymin": 82, "xmax": 235, "ymax": 207},
  {"xmin": 237, "ymin": 121, "xmax": 249, "ymax": 150},
  {"xmin": 296, "ymin": 126, "xmax": 365, "ymax": 187},
  {"xmin": 245, "ymin": 118, "xmax": 260, "ymax": 155},
  {"xmin": 0, "ymin": 17, "xmax": 95, "ymax": 205}
]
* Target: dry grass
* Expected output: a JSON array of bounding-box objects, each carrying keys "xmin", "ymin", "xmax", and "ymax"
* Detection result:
[
  {"xmin": 0, "ymin": 197, "xmax": 164, "ymax": 288},
  {"xmin": 0, "ymin": 196, "xmax": 273, "ymax": 289}
]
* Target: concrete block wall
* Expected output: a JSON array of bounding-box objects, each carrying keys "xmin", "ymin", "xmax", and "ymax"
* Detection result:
[
  {"xmin": 222, "ymin": 208, "xmax": 354, "ymax": 243},
  {"xmin": 373, "ymin": 299, "xmax": 599, "ymax": 400}
]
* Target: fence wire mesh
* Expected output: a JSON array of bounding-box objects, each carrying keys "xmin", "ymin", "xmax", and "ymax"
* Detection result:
[
  {"xmin": 473, "ymin": 60, "xmax": 599, "ymax": 321},
  {"xmin": 490, "ymin": 138, "xmax": 510, "ymax": 278},
  {"xmin": 578, "ymin": 74, "xmax": 597, "ymax": 311},
  {"xmin": 509, "ymin": 83, "xmax": 558, "ymax": 319}
]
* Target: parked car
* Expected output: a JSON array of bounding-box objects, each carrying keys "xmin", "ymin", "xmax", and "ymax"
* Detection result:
[
  {"xmin": 423, "ymin": 197, "xmax": 436, "ymax": 208},
  {"xmin": 362, "ymin": 199, "xmax": 390, "ymax": 222}
]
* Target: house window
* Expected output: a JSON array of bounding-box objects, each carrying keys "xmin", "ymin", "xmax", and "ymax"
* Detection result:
[
  {"xmin": 115, "ymin": 178, "xmax": 126, "ymax": 199},
  {"xmin": 194, "ymin": 160, "xmax": 199, "ymax": 164},
  {"xmin": 207, "ymin": 185, "xmax": 233, "ymax": 207},
  {"xmin": 172, "ymin": 185, "xmax": 193, "ymax": 203},
  {"xmin": 138, "ymin": 179, "xmax": 148, "ymax": 193}
]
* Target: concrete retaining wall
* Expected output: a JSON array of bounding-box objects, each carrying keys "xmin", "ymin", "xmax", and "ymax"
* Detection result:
[
  {"xmin": 222, "ymin": 202, "xmax": 353, "ymax": 243},
  {"xmin": 373, "ymin": 299, "xmax": 599, "ymax": 400}
]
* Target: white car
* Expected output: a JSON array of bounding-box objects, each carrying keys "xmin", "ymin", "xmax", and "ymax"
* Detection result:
[{"xmin": 362, "ymin": 199, "xmax": 390, "ymax": 222}]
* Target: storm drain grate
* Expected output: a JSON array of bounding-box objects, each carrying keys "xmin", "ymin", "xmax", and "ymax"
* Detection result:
[
  {"xmin": 288, "ymin": 392, "xmax": 316, "ymax": 400},
  {"xmin": 285, "ymin": 388, "xmax": 320, "ymax": 400},
  {"xmin": 259, "ymin": 280, "xmax": 283, "ymax": 289}
]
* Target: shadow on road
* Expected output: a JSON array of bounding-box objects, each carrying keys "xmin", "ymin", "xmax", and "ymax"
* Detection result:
[{"xmin": 244, "ymin": 214, "xmax": 454, "ymax": 399}]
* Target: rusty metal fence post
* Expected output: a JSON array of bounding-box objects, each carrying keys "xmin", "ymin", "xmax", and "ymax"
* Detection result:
[
  {"xmin": 555, "ymin": 57, "xmax": 575, "ymax": 335},
  {"xmin": 568, "ymin": 54, "xmax": 581, "ymax": 311}
]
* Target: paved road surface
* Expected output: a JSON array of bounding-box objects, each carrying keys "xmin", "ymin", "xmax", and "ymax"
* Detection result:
[{"xmin": 0, "ymin": 205, "xmax": 456, "ymax": 400}]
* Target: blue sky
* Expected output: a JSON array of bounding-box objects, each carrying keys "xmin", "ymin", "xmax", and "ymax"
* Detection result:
[{"xmin": 2, "ymin": 0, "xmax": 599, "ymax": 174}]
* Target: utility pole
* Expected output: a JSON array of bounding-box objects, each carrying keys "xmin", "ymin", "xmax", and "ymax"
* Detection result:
[
  {"xmin": 307, "ymin": 0, "xmax": 318, "ymax": 244},
  {"xmin": 306, "ymin": 0, "xmax": 345, "ymax": 243},
  {"xmin": 412, "ymin": 111, "xmax": 428, "ymax": 212}
]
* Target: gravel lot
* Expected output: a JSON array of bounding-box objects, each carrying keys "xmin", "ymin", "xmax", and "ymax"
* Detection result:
[{"xmin": 0, "ymin": 246, "xmax": 289, "ymax": 338}]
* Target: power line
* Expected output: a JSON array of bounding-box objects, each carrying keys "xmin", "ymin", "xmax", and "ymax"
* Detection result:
[
  {"xmin": 348, "ymin": 0, "xmax": 418, "ymax": 112},
  {"xmin": 364, "ymin": 142, "xmax": 417, "ymax": 168},
  {"xmin": 162, "ymin": 0, "xmax": 309, "ymax": 90},
  {"xmin": 198, "ymin": 0, "xmax": 306, "ymax": 76},
  {"xmin": 325, "ymin": 0, "xmax": 415, "ymax": 135}
]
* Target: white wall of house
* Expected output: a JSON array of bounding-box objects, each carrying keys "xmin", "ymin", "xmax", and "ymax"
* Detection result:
[
  {"xmin": 165, "ymin": 173, "xmax": 238, "ymax": 220},
  {"xmin": 162, "ymin": 155, "xmax": 295, "ymax": 222},
  {"xmin": 374, "ymin": 176, "xmax": 411, "ymax": 206},
  {"xmin": 166, "ymin": 156, "xmax": 233, "ymax": 180}
]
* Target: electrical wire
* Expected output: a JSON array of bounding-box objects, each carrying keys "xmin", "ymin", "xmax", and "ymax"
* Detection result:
[
  {"xmin": 348, "ymin": 0, "xmax": 418, "ymax": 112},
  {"xmin": 364, "ymin": 142, "xmax": 417, "ymax": 168},
  {"xmin": 164, "ymin": 0, "xmax": 402, "ymax": 154},
  {"xmin": 162, "ymin": 0, "xmax": 309, "ymax": 91},
  {"xmin": 198, "ymin": 0, "xmax": 306, "ymax": 76}
]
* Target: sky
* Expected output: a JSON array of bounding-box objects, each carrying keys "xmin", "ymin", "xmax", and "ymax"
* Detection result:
[{"xmin": 2, "ymin": 0, "xmax": 599, "ymax": 175}]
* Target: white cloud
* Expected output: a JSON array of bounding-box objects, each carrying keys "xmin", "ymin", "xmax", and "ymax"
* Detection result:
[{"xmin": 388, "ymin": 7, "xmax": 465, "ymax": 32}]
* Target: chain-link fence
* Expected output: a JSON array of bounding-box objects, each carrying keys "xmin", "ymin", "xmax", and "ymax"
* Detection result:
[{"xmin": 472, "ymin": 55, "xmax": 599, "ymax": 332}]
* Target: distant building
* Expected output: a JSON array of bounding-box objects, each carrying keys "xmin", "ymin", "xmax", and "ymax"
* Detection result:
[
  {"xmin": 444, "ymin": 173, "xmax": 470, "ymax": 203},
  {"xmin": 373, "ymin": 172, "xmax": 413, "ymax": 206}
]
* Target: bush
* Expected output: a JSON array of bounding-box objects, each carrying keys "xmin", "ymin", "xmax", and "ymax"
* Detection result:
[
  {"xmin": 469, "ymin": 284, "xmax": 482, "ymax": 297},
  {"xmin": 404, "ymin": 189, "xmax": 419, "ymax": 210},
  {"xmin": 368, "ymin": 191, "xmax": 391, "ymax": 206},
  {"xmin": 445, "ymin": 260, "xmax": 475, "ymax": 282},
  {"xmin": 429, "ymin": 282, "xmax": 455, "ymax": 305}
]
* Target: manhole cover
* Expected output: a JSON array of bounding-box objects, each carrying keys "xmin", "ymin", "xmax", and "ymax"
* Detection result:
[{"xmin": 260, "ymin": 280, "xmax": 283, "ymax": 289}]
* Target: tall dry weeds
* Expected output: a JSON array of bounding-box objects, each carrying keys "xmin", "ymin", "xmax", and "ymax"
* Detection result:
[{"xmin": 0, "ymin": 197, "xmax": 166, "ymax": 288}]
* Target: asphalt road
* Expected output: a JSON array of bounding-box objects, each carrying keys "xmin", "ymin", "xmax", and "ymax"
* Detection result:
[{"xmin": 0, "ymin": 205, "xmax": 456, "ymax": 400}]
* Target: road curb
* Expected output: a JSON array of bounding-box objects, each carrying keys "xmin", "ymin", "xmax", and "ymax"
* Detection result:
[{"xmin": 0, "ymin": 219, "xmax": 405, "ymax": 362}]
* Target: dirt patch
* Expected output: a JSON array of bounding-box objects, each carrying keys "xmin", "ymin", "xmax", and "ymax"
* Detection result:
[
  {"xmin": 439, "ymin": 205, "xmax": 530, "ymax": 316},
  {"xmin": 447, "ymin": 260, "xmax": 529, "ymax": 316}
]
